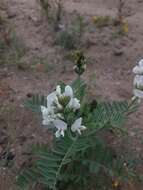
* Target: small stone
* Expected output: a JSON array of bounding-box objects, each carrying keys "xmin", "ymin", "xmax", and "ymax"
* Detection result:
[
  {"xmin": 29, "ymin": 15, "xmax": 40, "ymax": 26},
  {"xmin": 137, "ymin": 0, "xmax": 143, "ymax": 3},
  {"xmin": 102, "ymin": 38, "xmax": 109, "ymax": 46},
  {"xmin": 113, "ymin": 48, "xmax": 123, "ymax": 56},
  {"xmin": 130, "ymin": 131, "xmax": 136, "ymax": 137},
  {"xmin": 7, "ymin": 11, "xmax": 17, "ymax": 19},
  {"xmin": 35, "ymin": 63, "xmax": 45, "ymax": 72},
  {"xmin": 26, "ymin": 93, "xmax": 33, "ymax": 98}
]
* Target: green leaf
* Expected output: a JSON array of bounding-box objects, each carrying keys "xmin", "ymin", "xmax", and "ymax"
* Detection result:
[
  {"xmin": 17, "ymin": 134, "xmax": 93, "ymax": 190},
  {"xmin": 16, "ymin": 168, "xmax": 38, "ymax": 190},
  {"xmin": 92, "ymin": 100, "xmax": 137, "ymax": 128}
]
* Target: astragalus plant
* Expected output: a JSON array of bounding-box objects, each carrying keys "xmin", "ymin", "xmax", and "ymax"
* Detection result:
[{"xmin": 17, "ymin": 57, "xmax": 142, "ymax": 190}]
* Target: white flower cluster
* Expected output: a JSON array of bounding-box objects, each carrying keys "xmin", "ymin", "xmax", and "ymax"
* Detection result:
[
  {"xmin": 133, "ymin": 59, "xmax": 143, "ymax": 100},
  {"xmin": 41, "ymin": 85, "xmax": 86, "ymax": 138}
]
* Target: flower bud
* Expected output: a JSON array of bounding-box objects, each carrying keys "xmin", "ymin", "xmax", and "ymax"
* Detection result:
[
  {"xmin": 58, "ymin": 96, "xmax": 71, "ymax": 107},
  {"xmin": 73, "ymin": 50, "xmax": 87, "ymax": 76}
]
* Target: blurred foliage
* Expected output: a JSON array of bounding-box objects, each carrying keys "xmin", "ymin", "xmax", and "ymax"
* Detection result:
[
  {"xmin": 56, "ymin": 14, "xmax": 86, "ymax": 50},
  {"xmin": 0, "ymin": 29, "xmax": 27, "ymax": 66},
  {"xmin": 92, "ymin": 16, "xmax": 112, "ymax": 28},
  {"xmin": 39, "ymin": 0, "xmax": 63, "ymax": 31}
]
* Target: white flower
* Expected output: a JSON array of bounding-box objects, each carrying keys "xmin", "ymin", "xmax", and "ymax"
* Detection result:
[
  {"xmin": 68, "ymin": 98, "xmax": 80, "ymax": 110},
  {"xmin": 133, "ymin": 75, "xmax": 143, "ymax": 89},
  {"xmin": 53, "ymin": 119, "xmax": 67, "ymax": 138},
  {"xmin": 47, "ymin": 92, "xmax": 57, "ymax": 107},
  {"xmin": 133, "ymin": 89, "xmax": 143, "ymax": 99},
  {"xmin": 41, "ymin": 106, "xmax": 55, "ymax": 125},
  {"xmin": 71, "ymin": 118, "xmax": 86, "ymax": 135},
  {"xmin": 64, "ymin": 85, "xmax": 80, "ymax": 110},
  {"xmin": 133, "ymin": 59, "xmax": 143, "ymax": 75},
  {"xmin": 64, "ymin": 85, "xmax": 73, "ymax": 98},
  {"xmin": 41, "ymin": 91, "xmax": 58, "ymax": 126}
]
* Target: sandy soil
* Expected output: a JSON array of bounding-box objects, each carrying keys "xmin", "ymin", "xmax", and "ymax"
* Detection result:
[{"xmin": 0, "ymin": 0, "xmax": 143, "ymax": 189}]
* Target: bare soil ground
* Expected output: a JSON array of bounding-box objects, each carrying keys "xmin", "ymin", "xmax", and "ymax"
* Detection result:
[{"xmin": 0, "ymin": 0, "xmax": 143, "ymax": 189}]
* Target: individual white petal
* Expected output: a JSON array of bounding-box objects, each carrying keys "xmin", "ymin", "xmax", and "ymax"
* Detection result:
[
  {"xmin": 61, "ymin": 130, "xmax": 65, "ymax": 137},
  {"xmin": 56, "ymin": 85, "xmax": 62, "ymax": 96},
  {"xmin": 76, "ymin": 126, "xmax": 86, "ymax": 135},
  {"xmin": 54, "ymin": 97, "xmax": 63, "ymax": 110},
  {"xmin": 41, "ymin": 105, "xmax": 57, "ymax": 126},
  {"xmin": 53, "ymin": 119, "xmax": 67, "ymax": 130},
  {"xmin": 55, "ymin": 129, "xmax": 65, "ymax": 138},
  {"xmin": 133, "ymin": 75, "xmax": 143, "ymax": 89},
  {"xmin": 72, "ymin": 98, "xmax": 80, "ymax": 110},
  {"xmin": 41, "ymin": 106, "xmax": 49, "ymax": 116},
  {"xmin": 42, "ymin": 119, "xmax": 50, "ymax": 125},
  {"xmin": 71, "ymin": 118, "xmax": 86, "ymax": 135},
  {"xmin": 68, "ymin": 98, "xmax": 80, "ymax": 110},
  {"xmin": 41, "ymin": 106, "xmax": 54, "ymax": 120},
  {"xmin": 138, "ymin": 59, "xmax": 143, "ymax": 67},
  {"xmin": 55, "ymin": 130, "xmax": 61, "ymax": 138},
  {"xmin": 77, "ymin": 126, "xmax": 86, "ymax": 135},
  {"xmin": 132, "ymin": 66, "xmax": 137, "ymax": 74},
  {"xmin": 133, "ymin": 59, "xmax": 143, "ymax": 73},
  {"xmin": 64, "ymin": 85, "xmax": 73, "ymax": 97},
  {"xmin": 77, "ymin": 129, "xmax": 81, "ymax": 135},
  {"xmin": 133, "ymin": 65, "xmax": 143, "ymax": 75},
  {"xmin": 132, "ymin": 96, "xmax": 141, "ymax": 104},
  {"xmin": 41, "ymin": 105, "xmax": 55, "ymax": 118},
  {"xmin": 133, "ymin": 89, "xmax": 143, "ymax": 99},
  {"xmin": 42, "ymin": 114, "xmax": 55, "ymax": 125},
  {"xmin": 71, "ymin": 118, "xmax": 82, "ymax": 132},
  {"xmin": 74, "ymin": 117, "xmax": 82, "ymax": 126},
  {"xmin": 80, "ymin": 125, "xmax": 87, "ymax": 131},
  {"xmin": 47, "ymin": 92, "xmax": 56, "ymax": 107}
]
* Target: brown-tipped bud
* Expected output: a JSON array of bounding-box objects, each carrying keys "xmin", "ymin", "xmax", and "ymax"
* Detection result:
[{"xmin": 73, "ymin": 50, "xmax": 87, "ymax": 76}]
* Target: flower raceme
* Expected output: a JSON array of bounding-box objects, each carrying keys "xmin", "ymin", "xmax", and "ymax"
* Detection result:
[
  {"xmin": 41, "ymin": 85, "xmax": 86, "ymax": 137},
  {"xmin": 133, "ymin": 59, "xmax": 143, "ymax": 99}
]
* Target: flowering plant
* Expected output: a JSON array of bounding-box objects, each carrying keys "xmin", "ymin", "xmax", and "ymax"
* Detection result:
[
  {"xmin": 17, "ymin": 57, "xmax": 141, "ymax": 190},
  {"xmin": 133, "ymin": 59, "xmax": 143, "ymax": 100}
]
